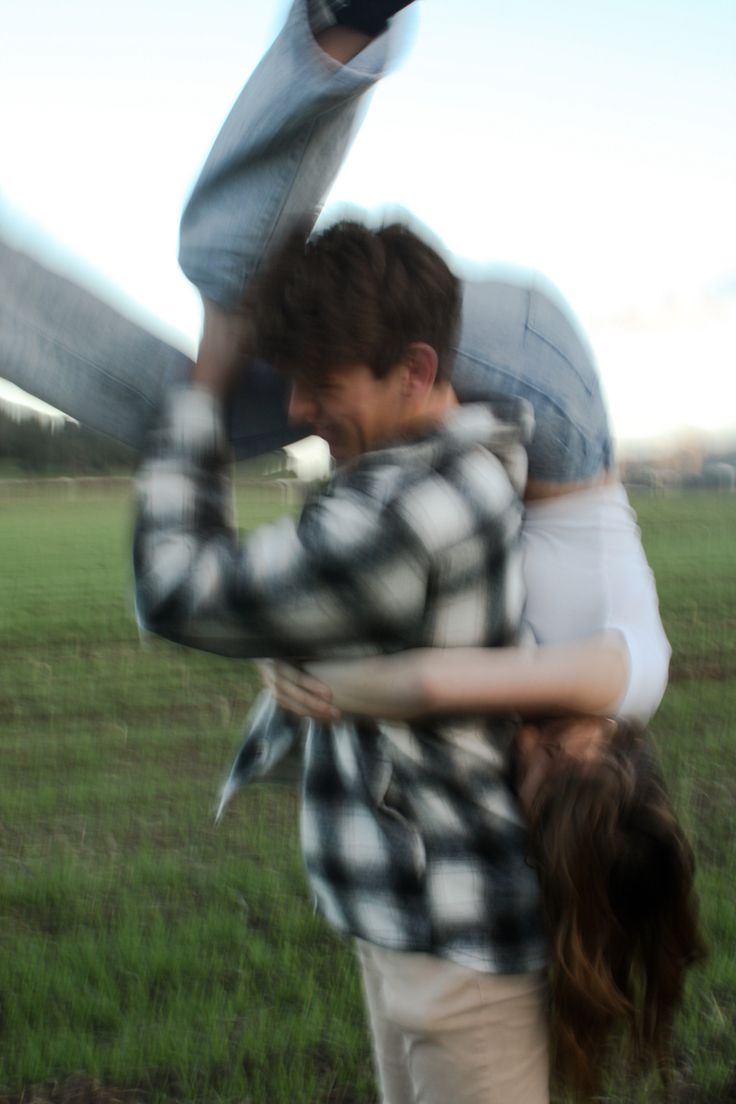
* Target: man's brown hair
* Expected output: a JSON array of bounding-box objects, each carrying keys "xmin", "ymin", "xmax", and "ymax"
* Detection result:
[{"xmin": 247, "ymin": 219, "xmax": 461, "ymax": 383}]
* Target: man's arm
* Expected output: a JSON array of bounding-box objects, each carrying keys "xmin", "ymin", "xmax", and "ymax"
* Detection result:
[{"xmin": 133, "ymin": 386, "xmax": 430, "ymax": 659}]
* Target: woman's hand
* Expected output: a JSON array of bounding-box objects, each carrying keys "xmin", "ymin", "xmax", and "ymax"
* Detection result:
[
  {"xmin": 191, "ymin": 298, "xmax": 252, "ymax": 395},
  {"xmin": 256, "ymin": 652, "xmax": 436, "ymax": 721},
  {"xmin": 257, "ymin": 660, "xmax": 342, "ymax": 722}
]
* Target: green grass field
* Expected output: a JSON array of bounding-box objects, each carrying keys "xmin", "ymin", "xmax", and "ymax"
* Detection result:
[{"xmin": 1, "ymin": 485, "xmax": 735, "ymax": 1104}]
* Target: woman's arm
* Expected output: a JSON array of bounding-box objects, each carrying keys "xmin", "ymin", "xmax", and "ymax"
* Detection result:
[
  {"xmin": 261, "ymin": 630, "xmax": 629, "ymax": 722},
  {"xmin": 262, "ymin": 481, "xmax": 671, "ymax": 728},
  {"xmin": 261, "ymin": 476, "xmax": 673, "ymax": 727}
]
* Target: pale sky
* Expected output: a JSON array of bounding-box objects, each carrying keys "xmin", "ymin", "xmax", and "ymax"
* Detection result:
[{"xmin": 2, "ymin": 0, "xmax": 735, "ymax": 444}]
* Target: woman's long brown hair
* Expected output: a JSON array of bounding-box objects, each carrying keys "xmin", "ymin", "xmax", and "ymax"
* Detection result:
[{"xmin": 526, "ymin": 725, "xmax": 707, "ymax": 1099}]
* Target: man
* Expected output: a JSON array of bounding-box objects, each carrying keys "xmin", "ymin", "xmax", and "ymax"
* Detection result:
[
  {"xmin": 2, "ymin": 4, "xmax": 670, "ymax": 1097},
  {"xmin": 1, "ymin": 0, "xmax": 667, "ymax": 731},
  {"xmin": 134, "ymin": 219, "xmax": 549, "ymax": 1104}
]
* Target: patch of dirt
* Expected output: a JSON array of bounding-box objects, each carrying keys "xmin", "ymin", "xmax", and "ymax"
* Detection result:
[
  {"xmin": 0, "ymin": 1075, "xmax": 155, "ymax": 1104},
  {"xmin": 668, "ymin": 661, "xmax": 736, "ymax": 684}
]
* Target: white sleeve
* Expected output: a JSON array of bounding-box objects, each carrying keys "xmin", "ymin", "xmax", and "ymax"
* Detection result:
[{"xmin": 521, "ymin": 482, "xmax": 671, "ymax": 725}]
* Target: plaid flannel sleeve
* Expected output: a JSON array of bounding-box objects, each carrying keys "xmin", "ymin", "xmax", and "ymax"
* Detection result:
[{"xmin": 133, "ymin": 387, "xmax": 431, "ymax": 659}]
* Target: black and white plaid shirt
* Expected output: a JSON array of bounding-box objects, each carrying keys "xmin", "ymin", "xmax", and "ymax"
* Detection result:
[{"xmin": 134, "ymin": 387, "xmax": 546, "ymax": 974}]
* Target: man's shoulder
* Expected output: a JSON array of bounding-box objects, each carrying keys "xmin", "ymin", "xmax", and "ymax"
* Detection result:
[
  {"xmin": 300, "ymin": 403, "xmax": 526, "ymax": 557},
  {"xmin": 390, "ymin": 441, "xmax": 523, "ymax": 556},
  {"xmin": 363, "ymin": 400, "xmax": 529, "ymax": 507}
]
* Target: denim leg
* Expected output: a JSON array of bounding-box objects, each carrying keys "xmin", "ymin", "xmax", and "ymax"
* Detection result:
[
  {"xmin": 178, "ymin": 0, "xmax": 612, "ymax": 480},
  {"xmin": 179, "ymin": 0, "xmax": 406, "ymax": 309},
  {"xmin": 0, "ymin": 2, "xmax": 406, "ymax": 457},
  {"xmin": 0, "ymin": 239, "xmax": 319, "ymax": 460},
  {"xmin": 0, "ymin": 239, "xmax": 191, "ymax": 452},
  {"xmin": 178, "ymin": 0, "xmax": 408, "ymax": 457},
  {"xmin": 454, "ymin": 278, "xmax": 613, "ymax": 483},
  {"xmin": 1, "ymin": 0, "xmax": 612, "ymax": 479},
  {"xmin": 1, "ymin": 235, "xmax": 613, "ymax": 475}
]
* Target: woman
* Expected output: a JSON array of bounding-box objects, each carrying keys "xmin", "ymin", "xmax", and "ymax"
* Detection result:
[{"xmin": 258, "ymin": 675, "xmax": 705, "ymax": 1102}]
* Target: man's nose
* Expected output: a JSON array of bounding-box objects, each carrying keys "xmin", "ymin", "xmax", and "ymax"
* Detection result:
[{"xmin": 288, "ymin": 382, "xmax": 318, "ymax": 426}]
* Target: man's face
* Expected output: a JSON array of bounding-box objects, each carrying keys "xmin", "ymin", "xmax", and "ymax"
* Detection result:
[{"xmin": 287, "ymin": 363, "xmax": 406, "ymax": 462}]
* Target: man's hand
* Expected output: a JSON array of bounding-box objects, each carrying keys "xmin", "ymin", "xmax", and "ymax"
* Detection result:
[{"xmin": 191, "ymin": 298, "xmax": 251, "ymax": 394}]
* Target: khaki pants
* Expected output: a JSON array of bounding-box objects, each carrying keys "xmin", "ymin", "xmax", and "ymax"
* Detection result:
[{"xmin": 356, "ymin": 942, "xmax": 549, "ymax": 1104}]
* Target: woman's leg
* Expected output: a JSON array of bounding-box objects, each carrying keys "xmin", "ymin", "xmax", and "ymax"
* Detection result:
[
  {"xmin": 179, "ymin": 0, "xmax": 405, "ymax": 310},
  {"xmin": 453, "ymin": 277, "xmax": 614, "ymax": 485},
  {"xmin": 0, "ymin": 0, "xmax": 612, "ymax": 482},
  {"xmin": 181, "ymin": 0, "xmax": 409, "ymax": 456},
  {"xmin": 0, "ymin": 239, "xmax": 308, "ymax": 457},
  {"xmin": 0, "ymin": 238, "xmax": 191, "ymax": 452},
  {"xmin": 0, "ymin": 1, "xmax": 406, "ymax": 455}
]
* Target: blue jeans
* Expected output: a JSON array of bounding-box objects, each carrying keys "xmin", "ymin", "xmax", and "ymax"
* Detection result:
[{"xmin": 0, "ymin": 0, "xmax": 612, "ymax": 482}]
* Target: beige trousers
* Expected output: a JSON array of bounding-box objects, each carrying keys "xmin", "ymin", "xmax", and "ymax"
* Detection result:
[{"xmin": 356, "ymin": 942, "xmax": 549, "ymax": 1104}]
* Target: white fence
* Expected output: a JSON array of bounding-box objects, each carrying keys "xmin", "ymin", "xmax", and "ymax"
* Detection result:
[{"xmin": 0, "ymin": 475, "xmax": 307, "ymax": 505}]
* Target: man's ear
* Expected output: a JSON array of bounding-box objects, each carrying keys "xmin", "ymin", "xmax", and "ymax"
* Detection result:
[{"xmin": 401, "ymin": 342, "xmax": 439, "ymax": 401}]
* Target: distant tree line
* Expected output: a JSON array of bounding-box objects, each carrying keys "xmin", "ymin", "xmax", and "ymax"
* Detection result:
[
  {"xmin": 0, "ymin": 406, "xmax": 296, "ymax": 478},
  {"xmin": 0, "ymin": 408, "xmax": 136, "ymax": 474}
]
